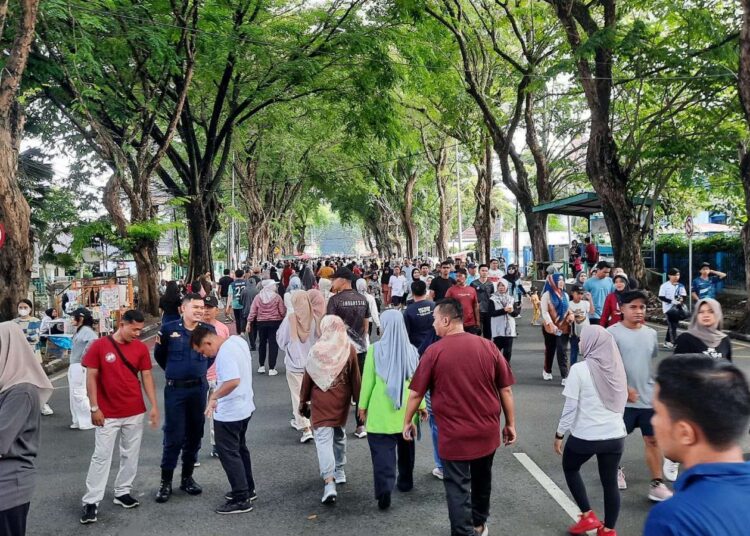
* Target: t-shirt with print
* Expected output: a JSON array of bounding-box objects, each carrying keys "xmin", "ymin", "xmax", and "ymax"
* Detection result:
[
  {"xmin": 568, "ymin": 300, "xmax": 591, "ymax": 337},
  {"xmin": 562, "ymin": 361, "xmax": 626, "ymax": 441},
  {"xmin": 403, "ymin": 300, "xmax": 436, "ymax": 348},
  {"xmin": 214, "ymin": 336, "xmax": 255, "ymax": 422},
  {"xmin": 429, "ymin": 276, "xmax": 454, "ymax": 301},
  {"xmin": 658, "ymin": 281, "xmax": 687, "ymax": 314},
  {"xmin": 488, "ymin": 269, "xmax": 503, "ymax": 285},
  {"xmin": 470, "ymin": 279, "xmax": 495, "ymax": 314},
  {"xmin": 327, "ymin": 289, "xmax": 370, "ymax": 353},
  {"xmin": 584, "ymin": 276, "xmax": 614, "ymax": 319},
  {"xmin": 229, "ymin": 279, "xmax": 247, "ymax": 309},
  {"xmin": 607, "ymin": 322, "xmax": 658, "ymax": 409},
  {"xmin": 674, "ymin": 333, "xmax": 732, "ymax": 362},
  {"xmin": 445, "ymin": 285, "xmax": 479, "ymax": 327},
  {"xmin": 410, "ymin": 332, "xmax": 515, "ymax": 461},
  {"xmin": 82, "ymin": 337, "xmax": 152, "ymax": 418},
  {"xmin": 691, "ymin": 276, "xmax": 720, "ymax": 300}
]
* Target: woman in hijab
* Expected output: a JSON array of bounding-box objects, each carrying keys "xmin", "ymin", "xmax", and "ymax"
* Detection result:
[
  {"xmin": 247, "ymin": 279, "xmax": 287, "ymax": 376},
  {"xmin": 317, "ymin": 278, "xmax": 333, "ymax": 306},
  {"xmin": 674, "ymin": 298, "xmax": 732, "ymax": 361},
  {"xmin": 277, "ymin": 292, "xmax": 318, "ymax": 444},
  {"xmin": 554, "ymin": 325, "xmax": 627, "ymax": 536},
  {"xmin": 0, "ymin": 322, "xmax": 54, "ymax": 535},
  {"xmin": 284, "ymin": 276, "xmax": 304, "ymax": 315},
  {"xmin": 358, "ymin": 310, "xmax": 425, "ymax": 510},
  {"xmin": 541, "ymin": 273, "xmax": 573, "ymax": 384},
  {"xmin": 299, "ymin": 315, "xmax": 361, "ymax": 505},
  {"xmin": 599, "ymin": 273, "xmax": 628, "ymax": 328},
  {"xmin": 356, "ymin": 278, "xmax": 381, "ymax": 346},
  {"xmin": 502, "ymin": 264, "xmax": 527, "ymax": 307},
  {"xmin": 308, "ymin": 289, "xmax": 326, "ymax": 334},
  {"xmin": 300, "ymin": 265, "xmax": 317, "ymax": 291},
  {"xmin": 488, "ymin": 279, "xmax": 519, "ymax": 362}
]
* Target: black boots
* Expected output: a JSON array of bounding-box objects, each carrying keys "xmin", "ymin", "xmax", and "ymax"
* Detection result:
[
  {"xmin": 155, "ymin": 471, "xmax": 172, "ymax": 503},
  {"xmin": 179, "ymin": 465, "xmax": 203, "ymax": 495},
  {"xmin": 156, "ymin": 467, "xmax": 202, "ymax": 502}
]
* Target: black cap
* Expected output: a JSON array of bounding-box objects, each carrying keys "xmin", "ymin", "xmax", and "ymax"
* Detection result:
[
  {"xmin": 72, "ymin": 307, "xmax": 92, "ymax": 319},
  {"xmin": 333, "ymin": 267, "xmax": 354, "ymax": 280},
  {"xmin": 700, "ymin": 262, "xmax": 711, "ymax": 269},
  {"xmin": 204, "ymin": 295, "xmax": 219, "ymax": 308}
]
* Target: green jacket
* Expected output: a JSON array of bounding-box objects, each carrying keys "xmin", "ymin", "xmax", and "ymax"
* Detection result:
[{"xmin": 358, "ymin": 346, "xmax": 425, "ymax": 434}]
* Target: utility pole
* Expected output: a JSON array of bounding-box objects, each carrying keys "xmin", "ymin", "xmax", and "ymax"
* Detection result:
[
  {"xmin": 456, "ymin": 144, "xmax": 463, "ymax": 252},
  {"xmin": 514, "ymin": 199, "xmax": 519, "ymax": 266},
  {"xmin": 230, "ymin": 156, "xmax": 236, "ymax": 270}
]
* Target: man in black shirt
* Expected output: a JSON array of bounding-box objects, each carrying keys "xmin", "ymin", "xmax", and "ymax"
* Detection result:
[
  {"xmin": 471, "ymin": 264, "xmax": 496, "ymax": 340},
  {"xmin": 429, "ymin": 261, "xmax": 455, "ymax": 302},
  {"xmin": 217, "ymin": 269, "xmax": 234, "ymax": 308},
  {"xmin": 403, "ymin": 280, "xmax": 435, "ymax": 348}
]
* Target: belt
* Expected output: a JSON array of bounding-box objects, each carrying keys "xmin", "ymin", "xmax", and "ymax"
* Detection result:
[{"xmin": 166, "ymin": 378, "xmax": 202, "ymax": 388}]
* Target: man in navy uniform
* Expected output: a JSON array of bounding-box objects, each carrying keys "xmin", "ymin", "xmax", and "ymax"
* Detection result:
[{"xmin": 154, "ymin": 293, "xmax": 215, "ymax": 503}]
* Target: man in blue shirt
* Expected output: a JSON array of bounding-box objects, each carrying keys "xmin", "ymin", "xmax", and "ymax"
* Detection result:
[
  {"xmin": 690, "ymin": 262, "xmax": 727, "ymax": 302},
  {"xmin": 644, "ymin": 355, "xmax": 750, "ymax": 535},
  {"xmin": 583, "ymin": 261, "xmax": 614, "ymax": 323}
]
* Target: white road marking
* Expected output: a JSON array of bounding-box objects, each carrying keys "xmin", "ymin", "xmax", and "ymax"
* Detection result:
[{"xmin": 513, "ymin": 452, "xmax": 579, "ymax": 521}]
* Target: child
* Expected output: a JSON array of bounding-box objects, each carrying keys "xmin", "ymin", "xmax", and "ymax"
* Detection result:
[
  {"xmin": 567, "ymin": 286, "xmax": 593, "ymax": 365},
  {"xmin": 530, "ymin": 287, "xmax": 541, "ymax": 325}
]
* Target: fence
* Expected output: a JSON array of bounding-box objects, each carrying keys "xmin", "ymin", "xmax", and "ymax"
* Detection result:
[{"xmin": 658, "ymin": 251, "xmax": 746, "ymax": 291}]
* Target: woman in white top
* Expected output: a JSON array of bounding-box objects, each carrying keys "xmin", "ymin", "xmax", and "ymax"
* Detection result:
[
  {"xmin": 387, "ymin": 267, "xmax": 407, "ymax": 309},
  {"xmin": 554, "ymin": 325, "xmax": 627, "ymax": 536},
  {"xmin": 356, "ymin": 278, "xmax": 381, "ymax": 346}
]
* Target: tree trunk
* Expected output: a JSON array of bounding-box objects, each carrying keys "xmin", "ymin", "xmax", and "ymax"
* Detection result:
[
  {"xmin": 435, "ymin": 168, "xmax": 451, "ymax": 260},
  {"xmin": 132, "ymin": 242, "xmax": 160, "ymax": 316},
  {"xmin": 738, "ymin": 0, "xmax": 750, "ymax": 330},
  {"xmin": 401, "ymin": 171, "xmax": 419, "ymax": 258},
  {"xmin": 525, "ymin": 211, "xmax": 549, "ymax": 279},
  {"xmin": 472, "ymin": 137, "xmax": 494, "ymax": 264},
  {"xmin": 296, "ymin": 223, "xmax": 307, "ymax": 255},
  {"xmin": 185, "ymin": 200, "xmax": 213, "ymax": 281}
]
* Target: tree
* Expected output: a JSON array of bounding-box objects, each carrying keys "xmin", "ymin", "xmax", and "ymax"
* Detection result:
[
  {"xmin": 739, "ymin": 0, "xmax": 750, "ymax": 329},
  {"xmin": 0, "ymin": 0, "xmax": 41, "ymax": 320}
]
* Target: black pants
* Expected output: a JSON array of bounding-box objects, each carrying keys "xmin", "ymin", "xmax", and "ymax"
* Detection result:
[
  {"xmin": 542, "ymin": 329, "xmax": 569, "ymax": 378},
  {"xmin": 0, "ymin": 503, "xmax": 29, "ymax": 536},
  {"xmin": 492, "ymin": 336, "xmax": 514, "ymax": 362},
  {"xmin": 665, "ymin": 316, "xmax": 679, "ymax": 344},
  {"xmin": 563, "ymin": 436, "xmax": 624, "ymax": 530},
  {"xmin": 247, "ymin": 320, "xmax": 258, "ymax": 349},
  {"xmin": 480, "ymin": 313, "xmax": 492, "ymax": 340},
  {"xmin": 215, "ymin": 417, "xmax": 256, "ymax": 501},
  {"xmin": 233, "ymin": 308, "xmax": 246, "ymax": 335},
  {"xmin": 354, "ymin": 352, "xmax": 367, "ymax": 427},
  {"xmin": 442, "ymin": 451, "xmax": 495, "ymax": 536},
  {"xmin": 161, "ymin": 382, "xmax": 207, "ymax": 471},
  {"xmin": 367, "ymin": 433, "xmax": 415, "ymax": 499},
  {"xmin": 256, "ymin": 321, "xmax": 281, "ymax": 369}
]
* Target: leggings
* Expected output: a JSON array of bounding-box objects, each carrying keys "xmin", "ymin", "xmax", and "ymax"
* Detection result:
[
  {"xmin": 542, "ymin": 329, "xmax": 569, "ymax": 378},
  {"xmin": 492, "ymin": 336, "xmax": 514, "ymax": 362},
  {"xmin": 562, "ymin": 435, "xmax": 624, "ymax": 530},
  {"xmin": 256, "ymin": 321, "xmax": 281, "ymax": 369}
]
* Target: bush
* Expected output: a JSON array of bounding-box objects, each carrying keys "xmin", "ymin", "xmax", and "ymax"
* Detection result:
[{"xmin": 656, "ymin": 234, "xmax": 742, "ymax": 255}]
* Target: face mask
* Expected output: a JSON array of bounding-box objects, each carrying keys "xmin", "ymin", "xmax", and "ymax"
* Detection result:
[{"xmin": 18, "ymin": 307, "xmax": 31, "ymax": 316}]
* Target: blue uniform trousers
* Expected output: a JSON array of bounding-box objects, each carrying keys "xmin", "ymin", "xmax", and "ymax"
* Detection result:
[{"xmin": 161, "ymin": 382, "xmax": 208, "ymax": 470}]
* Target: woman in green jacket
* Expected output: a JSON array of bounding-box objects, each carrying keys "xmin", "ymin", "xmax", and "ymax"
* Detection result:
[{"xmin": 358, "ymin": 309, "xmax": 426, "ymax": 510}]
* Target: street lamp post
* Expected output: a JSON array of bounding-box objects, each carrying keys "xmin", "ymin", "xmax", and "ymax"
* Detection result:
[{"xmin": 456, "ymin": 144, "xmax": 463, "ymax": 252}]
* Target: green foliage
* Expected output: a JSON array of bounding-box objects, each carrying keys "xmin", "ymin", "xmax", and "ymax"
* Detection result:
[{"xmin": 656, "ymin": 234, "xmax": 743, "ymax": 254}]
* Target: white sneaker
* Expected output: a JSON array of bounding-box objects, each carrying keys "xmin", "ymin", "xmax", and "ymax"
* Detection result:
[
  {"xmin": 561, "ymin": 378, "xmax": 567, "ymax": 386},
  {"xmin": 542, "ymin": 371, "xmax": 553, "ymax": 381},
  {"xmin": 431, "ymin": 467, "xmax": 444, "ymax": 480},
  {"xmin": 334, "ymin": 469, "xmax": 346, "ymax": 484},
  {"xmin": 257, "ymin": 366, "xmax": 266, "ymax": 374},
  {"xmin": 648, "ymin": 481, "xmax": 674, "ymax": 502},
  {"xmin": 290, "ymin": 419, "xmax": 304, "ymax": 431},
  {"xmin": 41, "ymin": 403, "xmax": 54, "ymax": 416},
  {"xmin": 70, "ymin": 423, "xmax": 79, "ymax": 429},
  {"xmin": 663, "ymin": 342, "xmax": 674, "ymax": 350},
  {"xmin": 300, "ymin": 430, "xmax": 314, "ymax": 443},
  {"xmin": 354, "ymin": 426, "xmax": 367, "ymax": 438},
  {"xmin": 617, "ymin": 466, "xmax": 627, "ymax": 490},
  {"xmin": 475, "ymin": 522, "xmax": 488, "ymax": 536},
  {"xmin": 321, "ymin": 482, "xmax": 337, "ymax": 504},
  {"xmin": 663, "ymin": 458, "xmax": 679, "ymax": 482},
  {"xmin": 268, "ymin": 369, "xmax": 278, "ymax": 376}
]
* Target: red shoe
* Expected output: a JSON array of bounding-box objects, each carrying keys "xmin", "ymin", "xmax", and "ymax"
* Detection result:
[
  {"xmin": 568, "ymin": 511, "xmax": 603, "ymax": 534},
  {"xmin": 597, "ymin": 528, "xmax": 617, "ymax": 536}
]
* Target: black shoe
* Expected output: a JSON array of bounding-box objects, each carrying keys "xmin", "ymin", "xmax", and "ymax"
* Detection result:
[
  {"xmin": 377, "ymin": 492, "xmax": 391, "ymax": 510},
  {"xmin": 215, "ymin": 499, "xmax": 253, "ymax": 515},
  {"xmin": 155, "ymin": 480, "xmax": 172, "ymax": 503},
  {"xmin": 113, "ymin": 494, "xmax": 140, "ymax": 508},
  {"xmin": 180, "ymin": 476, "xmax": 203, "ymax": 495},
  {"xmin": 80, "ymin": 504, "xmax": 97, "ymax": 524},
  {"xmin": 225, "ymin": 490, "xmax": 257, "ymax": 502}
]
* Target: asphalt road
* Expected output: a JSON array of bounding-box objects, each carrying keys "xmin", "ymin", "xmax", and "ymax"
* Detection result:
[{"xmin": 27, "ymin": 315, "xmax": 750, "ymax": 536}]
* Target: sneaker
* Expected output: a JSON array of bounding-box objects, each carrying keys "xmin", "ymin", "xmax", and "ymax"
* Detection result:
[
  {"xmin": 210, "ymin": 449, "xmax": 220, "ymax": 458},
  {"xmin": 597, "ymin": 528, "xmax": 618, "ymax": 536},
  {"xmin": 215, "ymin": 499, "xmax": 253, "ymax": 515},
  {"xmin": 321, "ymin": 482, "xmax": 337, "ymax": 504},
  {"xmin": 80, "ymin": 503, "xmax": 97, "ymax": 524},
  {"xmin": 475, "ymin": 522, "xmax": 489, "ymax": 536},
  {"xmin": 431, "ymin": 467, "xmax": 444, "ymax": 480},
  {"xmin": 542, "ymin": 371, "xmax": 553, "ymax": 381},
  {"xmin": 70, "ymin": 423, "xmax": 79, "ymax": 429},
  {"xmin": 648, "ymin": 480, "xmax": 673, "ymax": 502},
  {"xmin": 290, "ymin": 419, "xmax": 304, "ymax": 431},
  {"xmin": 663, "ymin": 342, "xmax": 674, "ymax": 350},
  {"xmin": 568, "ymin": 511, "xmax": 603, "ymax": 534},
  {"xmin": 113, "ymin": 494, "xmax": 140, "ymax": 508},
  {"xmin": 194, "ymin": 461, "xmax": 201, "ymax": 467},
  {"xmin": 663, "ymin": 458, "xmax": 679, "ymax": 482},
  {"xmin": 561, "ymin": 378, "xmax": 567, "ymax": 386},
  {"xmin": 300, "ymin": 430, "xmax": 314, "ymax": 443},
  {"xmin": 41, "ymin": 403, "xmax": 54, "ymax": 416},
  {"xmin": 354, "ymin": 426, "xmax": 367, "ymax": 438},
  {"xmin": 257, "ymin": 366, "xmax": 266, "ymax": 374},
  {"xmin": 334, "ymin": 469, "xmax": 346, "ymax": 484},
  {"xmin": 617, "ymin": 467, "xmax": 627, "ymax": 490},
  {"xmin": 224, "ymin": 490, "xmax": 257, "ymax": 502},
  {"xmin": 268, "ymin": 369, "xmax": 278, "ymax": 376}
]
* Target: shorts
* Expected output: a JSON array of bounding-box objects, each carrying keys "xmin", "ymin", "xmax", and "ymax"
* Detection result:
[
  {"xmin": 623, "ymin": 407, "xmax": 654, "ymax": 436},
  {"xmin": 390, "ymin": 295, "xmax": 404, "ymax": 306}
]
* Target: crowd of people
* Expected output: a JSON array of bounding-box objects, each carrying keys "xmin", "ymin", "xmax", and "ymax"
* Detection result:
[{"xmin": 1, "ymin": 250, "xmax": 748, "ymax": 536}]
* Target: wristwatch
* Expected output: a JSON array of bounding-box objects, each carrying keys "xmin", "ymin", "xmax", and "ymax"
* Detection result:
[
  {"xmin": 555, "ymin": 432, "xmax": 564, "ymax": 440},
  {"xmin": 90, "ymin": 405, "xmax": 99, "ymax": 413}
]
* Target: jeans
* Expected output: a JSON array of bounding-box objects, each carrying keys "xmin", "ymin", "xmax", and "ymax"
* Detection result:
[
  {"xmin": 215, "ymin": 416, "xmax": 256, "ymax": 501},
  {"xmin": 0, "ymin": 503, "xmax": 29, "ymax": 536},
  {"xmin": 354, "ymin": 352, "xmax": 367, "ymax": 427},
  {"xmin": 313, "ymin": 426, "xmax": 347, "ymax": 480},
  {"xmin": 426, "ymin": 393, "xmax": 443, "ymax": 470},
  {"xmin": 442, "ymin": 451, "xmax": 495, "ymax": 536},
  {"xmin": 492, "ymin": 336, "xmax": 514, "ymax": 362},
  {"xmin": 543, "ymin": 328, "xmax": 569, "ymax": 378},
  {"xmin": 563, "ymin": 436, "xmax": 624, "ymax": 530},
  {"xmin": 256, "ymin": 321, "xmax": 281, "ymax": 369},
  {"xmin": 367, "ymin": 433, "xmax": 415, "ymax": 499},
  {"xmin": 570, "ymin": 334, "xmax": 580, "ymax": 365},
  {"xmin": 83, "ymin": 414, "xmax": 145, "ymax": 504}
]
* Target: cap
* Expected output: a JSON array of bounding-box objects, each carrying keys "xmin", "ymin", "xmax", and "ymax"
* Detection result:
[
  {"xmin": 468, "ymin": 263, "xmax": 477, "ymax": 268},
  {"xmin": 700, "ymin": 262, "xmax": 711, "ymax": 269},
  {"xmin": 333, "ymin": 267, "xmax": 354, "ymax": 280},
  {"xmin": 204, "ymin": 295, "xmax": 219, "ymax": 308}
]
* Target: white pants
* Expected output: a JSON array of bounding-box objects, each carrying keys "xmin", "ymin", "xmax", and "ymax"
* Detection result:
[
  {"xmin": 82, "ymin": 414, "xmax": 145, "ymax": 505},
  {"xmin": 68, "ymin": 363, "xmax": 92, "ymax": 428},
  {"xmin": 286, "ymin": 370, "xmax": 310, "ymax": 430}
]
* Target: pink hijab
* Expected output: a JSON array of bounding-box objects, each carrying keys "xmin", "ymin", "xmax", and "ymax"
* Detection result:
[
  {"xmin": 305, "ymin": 315, "xmax": 352, "ymax": 392},
  {"xmin": 579, "ymin": 325, "xmax": 627, "ymax": 413}
]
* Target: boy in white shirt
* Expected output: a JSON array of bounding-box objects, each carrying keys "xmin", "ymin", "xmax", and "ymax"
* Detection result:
[
  {"xmin": 657, "ymin": 268, "xmax": 687, "ymax": 349},
  {"xmin": 567, "ymin": 286, "xmax": 594, "ymax": 365},
  {"xmin": 191, "ymin": 326, "xmax": 256, "ymax": 515}
]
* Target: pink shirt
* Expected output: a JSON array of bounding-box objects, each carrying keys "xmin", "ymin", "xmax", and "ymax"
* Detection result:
[{"xmin": 206, "ymin": 320, "xmax": 230, "ymax": 382}]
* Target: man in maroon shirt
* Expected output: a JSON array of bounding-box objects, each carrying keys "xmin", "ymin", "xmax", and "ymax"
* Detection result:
[
  {"xmin": 445, "ymin": 268, "xmax": 481, "ymax": 335},
  {"xmin": 403, "ymin": 298, "xmax": 516, "ymax": 536}
]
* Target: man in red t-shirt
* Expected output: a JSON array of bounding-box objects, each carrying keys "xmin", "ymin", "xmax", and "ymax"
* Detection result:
[
  {"xmin": 79, "ymin": 310, "xmax": 159, "ymax": 524},
  {"xmin": 445, "ymin": 269, "xmax": 481, "ymax": 335},
  {"xmin": 403, "ymin": 298, "xmax": 516, "ymax": 536},
  {"xmin": 584, "ymin": 236, "xmax": 599, "ymax": 270}
]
